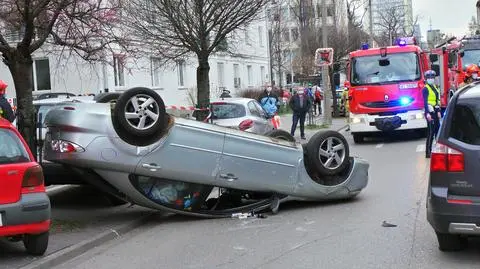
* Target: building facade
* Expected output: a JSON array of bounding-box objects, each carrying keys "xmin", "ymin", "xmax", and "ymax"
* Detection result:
[
  {"xmin": 369, "ymin": 0, "xmax": 414, "ymax": 42},
  {"xmin": 266, "ymin": 0, "xmax": 347, "ymax": 87},
  {"xmin": 0, "ymin": 18, "xmax": 270, "ymax": 107}
]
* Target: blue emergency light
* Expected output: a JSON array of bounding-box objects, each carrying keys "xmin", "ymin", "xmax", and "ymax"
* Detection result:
[
  {"xmin": 399, "ymin": 96, "xmax": 412, "ymax": 106},
  {"xmin": 361, "ymin": 43, "xmax": 369, "ymax": 50}
]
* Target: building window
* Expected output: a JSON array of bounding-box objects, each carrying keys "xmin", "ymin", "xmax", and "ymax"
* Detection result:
[
  {"xmin": 260, "ymin": 66, "xmax": 266, "ymax": 84},
  {"xmin": 31, "ymin": 58, "xmax": 51, "ymax": 91},
  {"xmin": 291, "ymin": 28, "xmax": 299, "ymax": 41},
  {"xmin": 247, "ymin": 65, "xmax": 253, "ymax": 86},
  {"xmin": 217, "ymin": 62, "xmax": 225, "ymax": 87},
  {"xmin": 151, "ymin": 57, "xmax": 162, "ymax": 87},
  {"xmin": 233, "ymin": 64, "xmax": 240, "ymax": 89},
  {"xmin": 113, "ymin": 54, "xmax": 125, "ymax": 87},
  {"xmin": 258, "ymin": 26, "xmax": 264, "ymax": 47},
  {"xmin": 177, "ymin": 60, "xmax": 186, "ymax": 87}
]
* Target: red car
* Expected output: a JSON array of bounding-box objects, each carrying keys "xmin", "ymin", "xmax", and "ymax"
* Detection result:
[{"xmin": 0, "ymin": 118, "xmax": 50, "ymax": 255}]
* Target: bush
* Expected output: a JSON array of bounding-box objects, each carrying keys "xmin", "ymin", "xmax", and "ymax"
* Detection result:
[{"xmin": 237, "ymin": 87, "xmax": 286, "ymax": 101}]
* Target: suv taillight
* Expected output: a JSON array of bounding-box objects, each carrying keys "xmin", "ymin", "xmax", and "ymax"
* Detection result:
[
  {"xmin": 239, "ymin": 119, "xmax": 254, "ymax": 131},
  {"xmin": 22, "ymin": 165, "xmax": 45, "ymax": 193},
  {"xmin": 431, "ymin": 143, "xmax": 464, "ymax": 172}
]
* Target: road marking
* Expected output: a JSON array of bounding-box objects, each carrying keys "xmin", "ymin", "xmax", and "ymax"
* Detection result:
[
  {"xmin": 46, "ymin": 185, "xmax": 71, "ymax": 193},
  {"xmin": 416, "ymin": 144, "xmax": 426, "ymax": 152},
  {"xmin": 375, "ymin": 143, "xmax": 384, "ymax": 148}
]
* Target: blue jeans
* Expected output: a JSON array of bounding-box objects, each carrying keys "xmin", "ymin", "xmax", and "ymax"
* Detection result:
[{"xmin": 291, "ymin": 112, "xmax": 306, "ymax": 137}]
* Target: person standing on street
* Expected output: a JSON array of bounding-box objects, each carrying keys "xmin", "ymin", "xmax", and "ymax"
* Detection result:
[
  {"xmin": 423, "ymin": 70, "xmax": 442, "ymax": 158},
  {"xmin": 258, "ymin": 86, "xmax": 280, "ymax": 117},
  {"xmin": 289, "ymin": 87, "xmax": 312, "ymax": 140},
  {"xmin": 0, "ymin": 80, "xmax": 15, "ymax": 123},
  {"xmin": 313, "ymin": 85, "xmax": 323, "ymax": 116}
]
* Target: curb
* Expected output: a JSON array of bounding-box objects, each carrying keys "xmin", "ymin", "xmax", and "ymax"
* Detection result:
[{"xmin": 20, "ymin": 212, "xmax": 155, "ymax": 269}]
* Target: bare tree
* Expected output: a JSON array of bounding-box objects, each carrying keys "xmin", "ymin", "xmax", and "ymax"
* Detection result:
[
  {"xmin": 122, "ymin": 0, "xmax": 269, "ymax": 116},
  {"xmin": 375, "ymin": 5, "xmax": 406, "ymax": 46},
  {"xmin": 0, "ymin": 0, "xmax": 125, "ymax": 151}
]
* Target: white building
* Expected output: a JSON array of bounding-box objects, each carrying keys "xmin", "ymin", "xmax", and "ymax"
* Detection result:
[
  {"xmin": 0, "ymin": 19, "xmax": 270, "ymax": 107},
  {"xmin": 266, "ymin": 0, "xmax": 347, "ymax": 86}
]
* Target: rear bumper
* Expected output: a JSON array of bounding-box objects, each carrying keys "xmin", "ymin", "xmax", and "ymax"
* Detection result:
[
  {"xmin": 427, "ymin": 187, "xmax": 480, "ymax": 235},
  {"xmin": 349, "ymin": 110, "xmax": 426, "ymax": 133},
  {"xmin": 0, "ymin": 193, "xmax": 51, "ymax": 237}
]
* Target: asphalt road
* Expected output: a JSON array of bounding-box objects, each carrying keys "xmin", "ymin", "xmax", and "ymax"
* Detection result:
[{"xmin": 52, "ymin": 130, "xmax": 480, "ymax": 269}]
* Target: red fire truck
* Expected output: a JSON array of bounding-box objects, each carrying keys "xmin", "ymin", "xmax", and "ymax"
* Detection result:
[
  {"xmin": 344, "ymin": 37, "xmax": 429, "ymax": 143},
  {"xmin": 428, "ymin": 35, "xmax": 480, "ymax": 109}
]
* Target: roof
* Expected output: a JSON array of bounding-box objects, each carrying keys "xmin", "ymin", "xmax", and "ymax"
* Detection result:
[
  {"xmin": 349, "ymin": 45, "xmax": 422, "ymax": 58},
  {"xmin": 210, "ymin": 97, "xmax": 256, "ymax": 105}
]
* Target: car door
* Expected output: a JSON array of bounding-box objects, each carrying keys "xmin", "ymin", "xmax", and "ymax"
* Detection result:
[
  {"xmin": 247, "ymin": 101, "xmax": 269, "ymax": 134},
  {"xmin": 218, "ymin": 127, "xmax": 301, "ymax": 193},
  {"xmin": 135, "ymin": 120, "xmax": 226, "ymax": 186}
]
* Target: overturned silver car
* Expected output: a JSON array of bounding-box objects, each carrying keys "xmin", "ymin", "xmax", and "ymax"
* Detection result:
[{"xmin": 43, "ymin": 87, "xmax": 369, "ymax": 217}]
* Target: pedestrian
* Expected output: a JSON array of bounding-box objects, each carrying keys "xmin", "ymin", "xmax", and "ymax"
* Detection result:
[
  {"xmin": 258, "ymin": 86, "xmax": 280, "ymax": 117},
  {"xmin": 313, "ymin": 85, "xmax": 322, "ymax": 116},
  {"xmin": 219, "ymin": 88, "xmax": 231, "ymax": 98},
  {"xmin": 0, "ymin": 80, "xmax": 15, "ymax": 123},
  {"xmin": 289, "ymin": 87, "xmax": 312, "ymax": 140},
  {"xmin": 423, "ymin": 70, "xmax": 442, "ymax": 158}
]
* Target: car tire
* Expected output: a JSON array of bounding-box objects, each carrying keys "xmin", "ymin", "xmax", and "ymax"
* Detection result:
[
  {"xmin": 352, "ymin": 133, "xmax": 364, "ymax": 144},
  {"xmin": 306, "ymin": 130, "xmax": 350, "ymax": 176},
  {"xmin": 96, "ymin": 92, "xmax": 121, "ymax": 103},
  {"xmin": 265, "ymin": 129, "xmax": 296, "ymax": 142},
  {"xmin": 436, "ymin": 232, "xmax": 467, "ymax": 251},
  {"xmin": 113, "ymin": 87, "xmax": 167, "ymax": 146},
  {"xmin": 23, "ymin": 232, "xmax": 49, "ymax": 256}
]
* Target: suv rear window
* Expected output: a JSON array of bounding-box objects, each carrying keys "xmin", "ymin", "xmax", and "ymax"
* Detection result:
[
  {"xmin": 211, "ymin": 103, "xmax": 246, "ymax": 119},
  {"xmin": 449, "ymin": 101, "xmax": 480, "ymax": 145},
  {"xmin": 0, "ymin": 129, "xmax": 31, "ymax": 164}
]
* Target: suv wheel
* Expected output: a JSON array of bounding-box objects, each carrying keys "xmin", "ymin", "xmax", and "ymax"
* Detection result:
[
  {"xmin": 436, "ymin": 232, "xmax": 467, "ymax": 251},
  {"xmin": 23, "ymin": 232, "xmax": 49, "ymax": 256}
]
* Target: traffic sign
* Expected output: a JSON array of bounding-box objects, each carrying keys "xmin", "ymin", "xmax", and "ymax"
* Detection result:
[{"xmin": 315, "ymin": 48, "xmax": 334, "ymax": 67}]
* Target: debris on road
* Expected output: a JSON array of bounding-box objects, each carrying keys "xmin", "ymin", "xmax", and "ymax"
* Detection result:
[{"xmin": 382, "ymin": 221, "xmax": 397, "ymax": 227}]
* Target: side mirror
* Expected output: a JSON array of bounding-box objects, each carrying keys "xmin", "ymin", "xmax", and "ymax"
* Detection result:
[
  {"xmin": 431, "ymin": 64, "xmax": 441, "ymax": 76},
  {"xmin": 429, "ymin": 54, "xmax": 439, "ymax": 62}
]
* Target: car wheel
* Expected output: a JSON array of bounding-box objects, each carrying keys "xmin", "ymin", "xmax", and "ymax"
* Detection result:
[
  {"xmin": 436, "ymin": 232, "xmax": 467, "ymax": 251},
  {"xmin": 113, "ymin": 87, "xmax": 167, "ymax": 146},
  {"xmin": 352, "ymin": 133, "xmax": 364, "ymax": 144},
  {"xmin": 306, "ymin": 130, "xmax": 350, "ymax": 176},
  {"xmin": 265, "ymin": 129, "xmax": 296, "ymax": 142},
  {"xmin": 23, "ymin": 232, "xmax": 49, "ymax": 256},
  {"xmin": 96, "ymin": 92, "xmax": 121, "ymax": 103}
]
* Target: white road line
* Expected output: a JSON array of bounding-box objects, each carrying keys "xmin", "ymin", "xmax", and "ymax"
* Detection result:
[
  {"xmin": 375, "ymin": 143, "xmax": 384, "ymax": 148},
  {"xmin": 416, "ymin": 144, "xmax": 426, "ymax": 152},
  {"xmin": 46, "ymin": 185, "xmax": 71, "ymax": 193}
]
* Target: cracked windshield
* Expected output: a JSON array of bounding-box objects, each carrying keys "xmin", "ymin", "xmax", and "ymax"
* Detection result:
[{"xmin": 2, "ymin": 0, "xmax": 480, "ymax": 268}]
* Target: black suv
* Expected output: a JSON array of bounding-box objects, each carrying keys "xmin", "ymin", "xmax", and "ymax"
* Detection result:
[{"xmin": 427, "ymin": 81, "xmax": 480, "ymax": 251}]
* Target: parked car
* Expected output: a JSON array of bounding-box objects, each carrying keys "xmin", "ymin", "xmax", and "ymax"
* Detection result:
[
  {"xmin": 427, "ymin": 81, "xmax": 480, "ymax": 251},
  {"xmin": 205, "ymin": 98, "xmax": 276, "ymax": 135},
  {"xmin": 0, "ymin": 118, "xmax": 50, "ymax": 255},
  {"xmin": 42, "ymin": 87, "xmax": 369, "ymax": 218}
]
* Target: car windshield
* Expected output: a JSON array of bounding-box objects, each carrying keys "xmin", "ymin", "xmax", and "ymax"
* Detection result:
[
  {"xmin": 449, "ymin": 99, "xmax": 480, "ymax": 145},
  {"xmin": 351, "ymin": 52, "xmax": 421, "ymax": 86},
  {"xmin": 211, "ymin": 103, "xmax": 246, "ymax": 119},
  {"xmin": 0, "ymin": 128, "xmax": 31, "ymax": 165},
  {"xmin": 462, "ymin": 49, "xmax": 480, "ymax": 69}
]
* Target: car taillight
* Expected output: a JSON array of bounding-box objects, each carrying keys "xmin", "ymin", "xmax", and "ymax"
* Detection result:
[
  {"xmin": 50, "ymin": 139, "xmax": 85, "ymax": 153},
  {"xmin": 239, "ymin": 119, "xmax": 254, "ymax": 131},
  {"xmin": 431, "ymin": 143, "xmax": 464, "ymax": 172},
  {"xmin": 22, "ymin": 165, "xmax": 45, "ymax": 193}
]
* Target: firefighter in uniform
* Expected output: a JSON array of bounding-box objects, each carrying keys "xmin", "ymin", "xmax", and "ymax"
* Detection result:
[
  {"xmin": 460, "ymin": 64, "xmax": 480, "ymax": 87},
  {"xmin": 423, "ymin": 70, "xmax": 441, "ymax": 158},
  {"xmin": 0, "ymin": 80, "xmax": 16, "ymax": 123}
]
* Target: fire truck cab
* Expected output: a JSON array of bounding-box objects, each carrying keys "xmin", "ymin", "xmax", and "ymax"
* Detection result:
[
  {"xmin": 429, "ymin": 36, "xmax": 480, "ymax": 109},
  {"xmin": 345, "ymin": 37, "xmax": 429, "ymax": 143}
]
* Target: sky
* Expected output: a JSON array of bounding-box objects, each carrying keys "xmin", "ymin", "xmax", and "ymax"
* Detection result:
[{"xmin": 412, "ymin": 0, "xmax": 478, "ymax": 40}]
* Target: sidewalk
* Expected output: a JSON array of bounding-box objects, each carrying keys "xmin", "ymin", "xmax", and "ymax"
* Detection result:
[{"xmin": 278, "ymin": 113, "xmax": 348, "ymax": 142}]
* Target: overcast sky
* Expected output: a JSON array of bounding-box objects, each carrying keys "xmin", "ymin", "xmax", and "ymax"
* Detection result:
[{"xmin": 413, "ymin": 0, "xmax": 478, "ymax": 39}]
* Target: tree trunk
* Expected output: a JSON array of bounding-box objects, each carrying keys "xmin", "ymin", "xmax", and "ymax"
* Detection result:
[
  {"xmin": 5, "ymin": 50, "xmax": 36, "ymax": 159},
  {"xmin": 196, "ymin": 53, "xmax": 211, "ymax": 121}
]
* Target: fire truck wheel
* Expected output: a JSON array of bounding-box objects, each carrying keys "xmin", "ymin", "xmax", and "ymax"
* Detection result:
[{"xmin": 352, "ymin": 133, "xmax": 364, "ymax": 144}]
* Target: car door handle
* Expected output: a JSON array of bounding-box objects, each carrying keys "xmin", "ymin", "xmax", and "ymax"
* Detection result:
[
  {"xmin": 220, "ymin": 173, "xmax": 238, "ymax": 181},
  {"xmin": 142, "ymin": 163, "xmax": 161, "ymax": 170}
]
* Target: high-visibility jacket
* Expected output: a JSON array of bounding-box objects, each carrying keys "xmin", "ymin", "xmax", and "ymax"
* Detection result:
[{"xmin": 425, "ymin": 84, "xmax": 440, "ymax": 106}]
